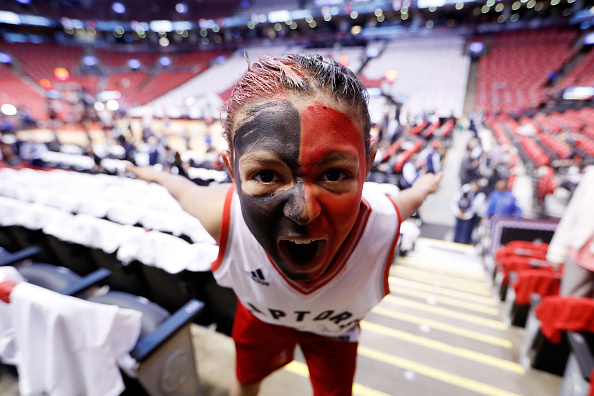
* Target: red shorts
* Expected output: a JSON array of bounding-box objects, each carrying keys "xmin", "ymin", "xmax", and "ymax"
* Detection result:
[{"xmin": 232, "ymin": 301, "xmax": 359, "ymax": 395}]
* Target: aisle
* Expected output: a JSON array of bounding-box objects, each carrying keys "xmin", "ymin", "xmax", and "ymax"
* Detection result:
[
  {"xmin": 0, "ymin": 238, "xmax": 565, "ymax": 395},
  {"xmin": 192, "ymin": 237, "xmax": 563, "ymax": 395},
  {"xmin": 345, "ymin": 237, "xmax": 562, "ymax": 396}
]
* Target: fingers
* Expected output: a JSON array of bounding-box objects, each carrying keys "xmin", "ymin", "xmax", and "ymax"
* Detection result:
[{"xmin": 434, "ymin": 171, "xmax": 444, "ymax": 183}]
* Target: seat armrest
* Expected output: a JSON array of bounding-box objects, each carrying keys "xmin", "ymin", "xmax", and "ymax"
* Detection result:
[
  {"xmin": 567, "ymin": 331, "xmax": 594, "ymax": 381},
  {"xmin": 509, "ymin": 271, "xmax": 518, "ymax": 283},
  {"xmin": 131, "ymin": 299, "xmax": 204, "ymax": 362},
  {"xmin": 0, "ymin": 246, "xmax": 41, "ymax": 267},
  {"xmin": 60, "ymin": 268, "xmax": 111, "ymax": 296},
  {"xmin": 530, "ymin": 293, "xmax": 541, "ymax": 309}
]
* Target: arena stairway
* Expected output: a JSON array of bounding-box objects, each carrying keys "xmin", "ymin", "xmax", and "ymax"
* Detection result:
[
  {"xmin": 0, "ymin": 236, "xmax": 562, "ymax": 395},
  {"xmin": 186, "ymin": 237, "xmax": 563, "ymax": 396}
]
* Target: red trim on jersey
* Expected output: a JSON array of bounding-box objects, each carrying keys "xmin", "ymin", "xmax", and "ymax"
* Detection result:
[
  {"xmin": 211, "ymin": 185, "xmax": 235, "ymax": 272},
  {"xmin": 268, "ymin": 199, "xmax": 371, "ymax": 295},
  {"xmin": 383, "ymin": 196, "xmax": 402, "ymax": 296}
]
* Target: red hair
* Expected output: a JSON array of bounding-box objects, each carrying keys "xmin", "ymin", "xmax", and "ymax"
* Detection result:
[{"xmin": 222, "ymin": 54, "xmax": 371, "ymax": 158}]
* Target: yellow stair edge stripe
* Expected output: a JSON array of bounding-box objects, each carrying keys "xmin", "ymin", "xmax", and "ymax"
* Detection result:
[
  {"xmin": 361, "ymin": 321, "xmax": 525, "ymax": 374},
  {"xmin": 392, "ymin": 266, "xmax": 490, "ymax": 289},
  {"xmin": 382, "ymin": 295, "xmax": 507, "ymax": 330},
  {"xmin": 416, "ymin": 237, "xmax": 478, "ymax": 254},
  {"xmin": 358, "ymin": 346, "xmax": 525, "ymax": 396},
  {"xmin": 283, "ymin": 361, "xmax": 392, "ymax": 396},
  {"xmin": 398, "ymin": 256, "xmax": 486, "ymax": 281},
  {"xmin": 371, "ymin": 306, "xmax": 512, "ymax": 348},
  {"xmin": 389, "ymin": 277, "xmax": 498, "ymax": 306},
  {"xmin": 386, "ymin": 290, "xmax": 500, "ymax": 315},
  {"xmin": 390, "ymin": 269, "xmax": 492, "ymax": 296}
]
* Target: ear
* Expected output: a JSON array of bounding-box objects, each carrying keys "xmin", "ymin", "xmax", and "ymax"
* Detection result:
[{"xmin": 222, "ymin": 149, "xmax": 235, "ymax": 182}]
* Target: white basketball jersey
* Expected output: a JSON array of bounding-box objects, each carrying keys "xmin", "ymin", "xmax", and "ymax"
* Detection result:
[{"xmin": 211, "ymin": 185, "xmax": 401, "ymax": 341}]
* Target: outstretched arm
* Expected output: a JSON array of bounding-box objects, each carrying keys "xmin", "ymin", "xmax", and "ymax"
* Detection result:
[
  {"xmin": 390, "ymin": 172, "xmax": 443, "ymax": 221},
  {"xmin": 125, "ymin": 165, "xmax": 230, "ymax": 241}
]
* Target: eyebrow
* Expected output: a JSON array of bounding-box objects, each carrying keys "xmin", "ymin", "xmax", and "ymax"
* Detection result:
[
  {"xmin": 314, "ymin": 152, "xmax": 360, "ymax": 166},
  {"xmin": 239, "ymin": 151, "xmax": 285, "ymax": 165}
]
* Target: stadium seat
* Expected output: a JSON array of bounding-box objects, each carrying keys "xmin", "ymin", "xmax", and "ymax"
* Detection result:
[
  {"xmin": 503, "ymin": 270, "xmax": 560, "ymax": 328},
  {"xmin": 0, "ymin": 266, "xmax": 205, "ymax": 395},
  {"xmin": 521, "ymin": 295, "xmax": 594, "ymax": 376},
  {"xmin": 0, "ymin": 246, "xmax": 40, "ymax": 267},
  {"xmin": 520, "ymin": 294, "xmax": 568, "ymax": 376},
  {"xmin": 558, "ymin": 332, "xmax": 594, "ymax": 396},
  {"xmin": 14, "ymin": 262, "xmax": 109, "ymax": 297}
]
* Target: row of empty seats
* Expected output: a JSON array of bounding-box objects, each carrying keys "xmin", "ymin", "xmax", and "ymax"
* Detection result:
[
  {"xmin": 0, "ymin": 64, "xmax": 47, "ymax": 121},
  {"xmin": 0, "ymin": 0, "xmax": 239, "ymax": 23},
  {"xmin": 476, "ymin": 29, "xmax": 577, "ymax": 113},
  {"xmin": 484, "ymin": 226, "xmax": 594, "ymax": 396},
  {"xmin": 0, "ymin": 42, "xmax": 230, "ymax": 116},
  {"xmin": 1, "ymin": 246, "xmax": 205, "ymax": 396},
  {"xmin": 0, "ymin": 167, "xmax": 238, "ymax": 338},
  {"xmin": 130, "ymin": 45, "xmax": 288, "ymax": 119},
  {"xmin": 363, "ymin": 34, "xmax": 470, "ymax": 118},
  {"xmin": 553, "ymin": 48, "xmax": 594, "ymax": 91}
]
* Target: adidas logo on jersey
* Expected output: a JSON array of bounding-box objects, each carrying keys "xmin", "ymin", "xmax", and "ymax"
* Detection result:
[{"xmin": 247, "ymin": 269, "xmax": 269, "ymax": 286}]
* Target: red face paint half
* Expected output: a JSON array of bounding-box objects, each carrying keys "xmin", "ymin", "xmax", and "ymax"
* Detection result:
[
  {"xmin": 233, "ymin": 99, "xmax": 367, "ymax": 283},
  {"xmin": 277, "ymin": 102, "xmax": 367, "ymax": 280}
]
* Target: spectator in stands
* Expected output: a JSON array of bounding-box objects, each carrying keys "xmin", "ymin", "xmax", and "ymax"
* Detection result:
[
  {"xmin": 146, "ymin": 136, "xmax": 161, "ymax": 166},
  {"xmin": 0, "ymin": 135, "xmax": 20, "ymax": 167},
  {"xmin": 468, "ymin": 137, "xmax": 482, "ymax": 160},
  {"xmin": 142, "ymin": 127, "xmax": 154, "ymax": 143},
  {"xmin": 459, "ymin": 145, "xmax": 480, "ymax": 186},
  {"xmin": 126, "ymin": 54, "xmax": 442, "ymax": 396},
  {"xmin": 17, "ymin": 106, "xmax": 36, "ymax": 130},
  {"xmin": 84, "ymin": 144, "xmax": 103, "ymax": 174},
  {"xmin": 486, "ymin": 137, "xmax": 505, "ymax": 168},
  {"xmin": 452, "ymin": 179, "xmax": 486, "ymax": 245},
  {"xmin": 170, "ymin": 151, "xmax": 189, "ymax": 179},
  {"xmin": 204, "ymin": 131, "xmax": 212, "ymax": 150},
  {"xmin": 485, "ymin": 167, "xmax": 506, "ymax": 197},
  {"xmin": 401, "ymin": 153, "xmax": 421, "ymax": 189},
  {"xmin": 546, "ymin": 168, "xmax": 594, "ymax": 297},
  {"xmin": 419, "ymin": 140, "xmax": 442, "ymax": 174},
  {"xmin": 116, "ymin": 134, "xmax": 136, "ymax": 164},
  {"xmin": 0, "ymin": 116, "xmax": 15, "ymax": 134},
  {"xmin": 201, "ymin": 146, "xmax": 218, "ymax": 169},
  {"xmin": 162, "ymin": 144, "xmax": 176, "ymax": 170},
  {"xmin": 468, "ymin": 117, "xmax": 478, "ymax": 138},
  {"xmin": 377, "ymin": 114, "xmax": 389, "ymax": 143},
  {"xmin": 484, "ymin": 179, "xmax": 522, "ymax": 219},
  {"xmin": 559, "ymin": 154, "xmax": 586, "ymax": 197},
  {"xmin": 18, "ymin": 139, "xmax": 47, "ymax": 168}
]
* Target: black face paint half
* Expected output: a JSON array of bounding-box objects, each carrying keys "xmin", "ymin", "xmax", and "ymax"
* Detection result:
[{"xmin": 232, "ymin": 100, "xmax": 322, "ymax": 281}]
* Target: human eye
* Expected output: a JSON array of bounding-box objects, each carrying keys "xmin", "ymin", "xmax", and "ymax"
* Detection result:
[
  {"xmin": 252, "ymin": 170, "xmax": 281, "ymax": 183},
  {"xmin": 320, "ymin": 169, "xmax": 349, "ymax": 182}
]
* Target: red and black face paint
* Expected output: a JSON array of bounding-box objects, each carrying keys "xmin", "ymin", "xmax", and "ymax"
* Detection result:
[{"xmin": 232, "ymin": 99, "xmax": 366, "ymax": 282}]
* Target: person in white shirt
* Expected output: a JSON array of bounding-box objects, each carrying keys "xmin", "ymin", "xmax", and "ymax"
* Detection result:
[{"xmin": 126, "ymin": 54, "xmax": 442, "ymax": 396}]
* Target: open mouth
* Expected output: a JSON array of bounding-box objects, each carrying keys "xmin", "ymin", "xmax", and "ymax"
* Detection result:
[{"xmin": 278, "ymin": 239, "xmax": 327, "ymax": 267}]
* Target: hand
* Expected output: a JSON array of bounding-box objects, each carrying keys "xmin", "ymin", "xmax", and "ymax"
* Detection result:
[
  {"xmin": 550, "ymin": 262, "xmax": 562, "ymax": 274},
  {"xmin": 412, "ymin": 172, "xmax": 443, "ymax": 196},
  {"xmin": 125, "ymin": 165, "xmax": 160, "ymax": 183}
]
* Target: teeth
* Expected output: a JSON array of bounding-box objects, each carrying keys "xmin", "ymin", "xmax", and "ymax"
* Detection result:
[{"xmin": 289, "ymin": 239, "xmax": 319, "ymax": 245}]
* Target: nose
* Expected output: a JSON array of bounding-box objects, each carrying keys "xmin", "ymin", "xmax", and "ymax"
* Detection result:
[{"xmin": 283, "ymin": 183, "xmax": 321, "ymax": 226}]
